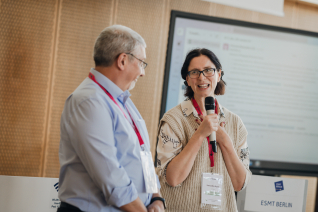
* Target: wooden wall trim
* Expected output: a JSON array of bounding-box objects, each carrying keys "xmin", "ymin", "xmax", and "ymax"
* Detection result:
[{"xmin": 40, "ymin": 0, "xmax": 62, "ymax": 177}]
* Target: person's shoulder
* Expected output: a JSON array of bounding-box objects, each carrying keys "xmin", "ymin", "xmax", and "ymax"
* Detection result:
[
  {"xmin": 160, "ymin": 100, "xmax": 192, "ymax": 128},
  {"xmin": 159, "ymin": 101, "xmax": 189, "ymax": 139},
  {"xmin": 221, "ymin": 106, "xmax": 244, "ymax": 125},
  {"xmin": 70, "ymin": 78, "xmax": 108, "ymax": 105},
  {"xmin": 222, "ymin": 106, "xmax": 238, "ymax": 118},
  {"xmin": 162, "ymin": 102, "xmax": 183, "ymax": 119},
  {"xmin": 61, "ymin": 78, "xmax": 114, "ymax": 120},
  {"xmin": 221, "ymin": 105, "xmax": 247, "ymax": 135}
]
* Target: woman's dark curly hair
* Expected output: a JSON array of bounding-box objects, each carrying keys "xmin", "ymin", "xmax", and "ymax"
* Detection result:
[{"xmin": 181, "ymin": 48, "xmax": 226, "ymax": 99}]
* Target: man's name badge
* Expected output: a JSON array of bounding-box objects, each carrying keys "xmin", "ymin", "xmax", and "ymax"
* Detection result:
[{"xmin": 140, "ymin": 150, "xmax": 158, "ymax": 193}]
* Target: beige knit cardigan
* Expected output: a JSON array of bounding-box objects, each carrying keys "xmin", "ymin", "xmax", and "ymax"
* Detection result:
[{"xmin": 156, "ymin": 100, "xmax": 252, "ymax": 212}]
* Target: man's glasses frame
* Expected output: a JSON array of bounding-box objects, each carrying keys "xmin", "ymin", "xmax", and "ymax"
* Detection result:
[
  {"xmin": 187, "ymin": 68, "xmax": 216, "ymax": 79},
  {"xmin": 126, "ymin": 53, "xmax": 148, "ymax": 69}
]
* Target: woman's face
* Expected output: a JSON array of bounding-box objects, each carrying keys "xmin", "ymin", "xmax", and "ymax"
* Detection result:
[{"xmin": 186, "ymin": 55, "xmax": 221, "ymax": 99}]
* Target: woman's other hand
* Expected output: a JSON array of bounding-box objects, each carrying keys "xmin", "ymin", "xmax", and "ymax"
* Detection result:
[{"xmin": 216, "ymin": 122, "xmax": 230, "ymax": 145}]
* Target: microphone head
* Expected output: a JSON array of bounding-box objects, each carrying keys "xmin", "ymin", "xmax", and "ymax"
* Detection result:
[{"xmin": 205, "ymin": 96, "xmax": 215, "ymax": 110}]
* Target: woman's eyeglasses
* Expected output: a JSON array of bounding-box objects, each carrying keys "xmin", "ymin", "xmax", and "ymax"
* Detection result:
[{"xmin": 187, "ymin": 68, "xmax": 216, "ymax": 79}]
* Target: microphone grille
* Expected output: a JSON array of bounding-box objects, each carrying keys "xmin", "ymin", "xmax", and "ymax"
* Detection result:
[{"xmin": 205, "ymin": 96, "xmax": 215, "ymax": 110}]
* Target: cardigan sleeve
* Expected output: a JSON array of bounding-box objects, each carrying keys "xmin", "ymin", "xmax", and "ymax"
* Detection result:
[{"xmin": 156, "ymin": 122, "xmax": 183, "ymax": 187}]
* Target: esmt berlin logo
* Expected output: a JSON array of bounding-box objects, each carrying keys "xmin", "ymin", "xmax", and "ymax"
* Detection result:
[
  {"xmin": 54, "ymin": 182, "xmax": 59, "ymax": 192},
  {"xmin": 275, "ymin": 181, "xmax": 284, "ymax": 192}
]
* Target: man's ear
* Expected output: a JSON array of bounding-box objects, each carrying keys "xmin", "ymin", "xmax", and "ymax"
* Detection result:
[{"xmin": 117, "ymin": 53, "xmax": 127, "ymax": 71}]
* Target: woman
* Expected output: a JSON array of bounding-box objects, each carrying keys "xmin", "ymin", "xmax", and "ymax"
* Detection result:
[{"xmin": 156, "ymin": 48, "xmax": 251, "ymax": 212}]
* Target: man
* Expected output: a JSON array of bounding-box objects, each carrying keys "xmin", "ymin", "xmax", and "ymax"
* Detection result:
[{"xmin": 57, "ymin": 25, "xmax": 165, "ymax": 212}]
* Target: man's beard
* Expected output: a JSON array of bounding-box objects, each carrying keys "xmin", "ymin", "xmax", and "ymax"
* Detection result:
[{"xmin": 128, "ymin": 79, "xmax": 137, "ymax": 90}]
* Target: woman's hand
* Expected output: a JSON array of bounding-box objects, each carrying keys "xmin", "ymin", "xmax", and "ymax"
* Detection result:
[
  {"xmin": 195, "ymin": 114, "xmax": 219, "ymax": 138},
  {"xmin": 196, "ymin": 116, "xmax": 230, "ymax": 146}
]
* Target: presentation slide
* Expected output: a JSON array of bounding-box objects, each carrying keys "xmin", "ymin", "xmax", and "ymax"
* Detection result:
[{"xmin": 164, "ymin": 17, "xmax": 318, "ymax": 166}]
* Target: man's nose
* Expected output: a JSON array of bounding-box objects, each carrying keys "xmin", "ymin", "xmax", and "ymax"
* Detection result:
[{"xmin": 140, "ymin": 68, "xmax": 145, "ymax": 76}]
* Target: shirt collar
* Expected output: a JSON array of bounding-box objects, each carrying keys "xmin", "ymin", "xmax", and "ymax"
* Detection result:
[
  {"xmin": 181, "ymin": 98, "xmax": 198, "ymax": 118},
  {"xmin": 90, "ymin": 68, "xmax": 131, "ymax": 105},
  {"xmin": 181, "ymin": 98, "xmax": 226, "ymax": 118}
]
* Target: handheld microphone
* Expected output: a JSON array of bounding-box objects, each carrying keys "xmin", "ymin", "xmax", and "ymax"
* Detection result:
[{"xmin": 205, "ymin": 96, "xmax": 217, "ymax": 153}]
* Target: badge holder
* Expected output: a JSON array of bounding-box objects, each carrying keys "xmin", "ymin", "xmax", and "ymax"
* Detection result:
[
  {"xmin": 201, "ymin": 173, "xmax": 223, "ymax": 210},
  {"xmin": 140, "ymin": 150, "xmax": 158, "ymax": 193}
]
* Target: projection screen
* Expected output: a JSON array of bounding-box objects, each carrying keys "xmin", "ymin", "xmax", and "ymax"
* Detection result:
[{"xmin": 160, "ymin": 10, "xmax": 318, "ymax": 175}]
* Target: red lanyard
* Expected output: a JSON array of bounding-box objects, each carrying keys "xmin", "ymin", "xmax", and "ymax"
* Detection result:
[
  {"xmin": 88, "ymin": 73, "xmax": 144, "ymax": 146},
  {"xmin": 191, "ymin": 98, "xmax": 218, "ymax": 167}
]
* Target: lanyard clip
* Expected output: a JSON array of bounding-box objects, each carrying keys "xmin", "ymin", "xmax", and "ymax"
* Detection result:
[{"xmin": 140, "ymin": 144, "xmax": 145, "ymax": 151}]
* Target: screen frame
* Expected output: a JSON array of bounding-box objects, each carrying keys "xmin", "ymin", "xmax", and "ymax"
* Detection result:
[{"xmin": 159, "ymin": 10, "xmax": 318, "ymax": 176}]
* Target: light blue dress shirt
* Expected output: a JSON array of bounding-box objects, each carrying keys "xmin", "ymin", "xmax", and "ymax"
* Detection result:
[{"xmin": 58, "ymin": 68, "xmax": 160, "ymax": 212}]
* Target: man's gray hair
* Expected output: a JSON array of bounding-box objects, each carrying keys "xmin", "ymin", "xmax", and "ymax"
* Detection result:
[{"xmin": 94, "ymin": 25, "xmax": 146, "ymax": 67}]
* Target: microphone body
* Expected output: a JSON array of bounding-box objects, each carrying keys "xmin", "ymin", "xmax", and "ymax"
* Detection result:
[{"xmin": 205, "ymin": 97, "xmax": 217, "ymax": 153}]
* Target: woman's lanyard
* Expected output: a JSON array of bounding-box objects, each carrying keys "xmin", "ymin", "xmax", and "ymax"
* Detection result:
[
  {"xmin": 88, "ymin": 72, "xmax": 144, "ymax": 147},
  {"xmin": 191, "ymin": 98, "xmax": 218, "ymax": 167}
]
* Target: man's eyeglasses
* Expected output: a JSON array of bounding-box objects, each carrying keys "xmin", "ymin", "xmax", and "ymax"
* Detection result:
[
  {"xmin": 187, "ymin": 68, "xmax": 216, "ymax": 79},
  {"xmin": 126, "ymin": 53, "xmax": 148, "ymax": 69}
]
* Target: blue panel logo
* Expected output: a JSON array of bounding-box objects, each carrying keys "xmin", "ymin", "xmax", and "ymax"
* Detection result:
[{"xmin": 275, "ymin": 181, "xmax": 284, "ymax": 192}]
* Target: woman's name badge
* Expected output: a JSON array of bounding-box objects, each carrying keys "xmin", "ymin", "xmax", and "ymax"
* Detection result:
[
  {"xmin": 140, "ymin": 150, "xmax": 158, "ymax": 193},
  {"xmin": 201, "ymin": 173, "xmax": 223, "ymax": 209}
]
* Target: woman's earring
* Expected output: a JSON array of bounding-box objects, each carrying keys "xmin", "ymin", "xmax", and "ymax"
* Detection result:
[{"xmin": 184, "ymin": 81, "xmax": 188, "ymax": 86}]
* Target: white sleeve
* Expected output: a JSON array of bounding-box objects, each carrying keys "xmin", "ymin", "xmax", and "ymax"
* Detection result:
[
  {"xmin": 156, "ymin": 122, "xmax": 183, "ymax": 187},
  {"xmin": 238, "ymin": 140, "xmax": 252, "ymax": 191}
]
